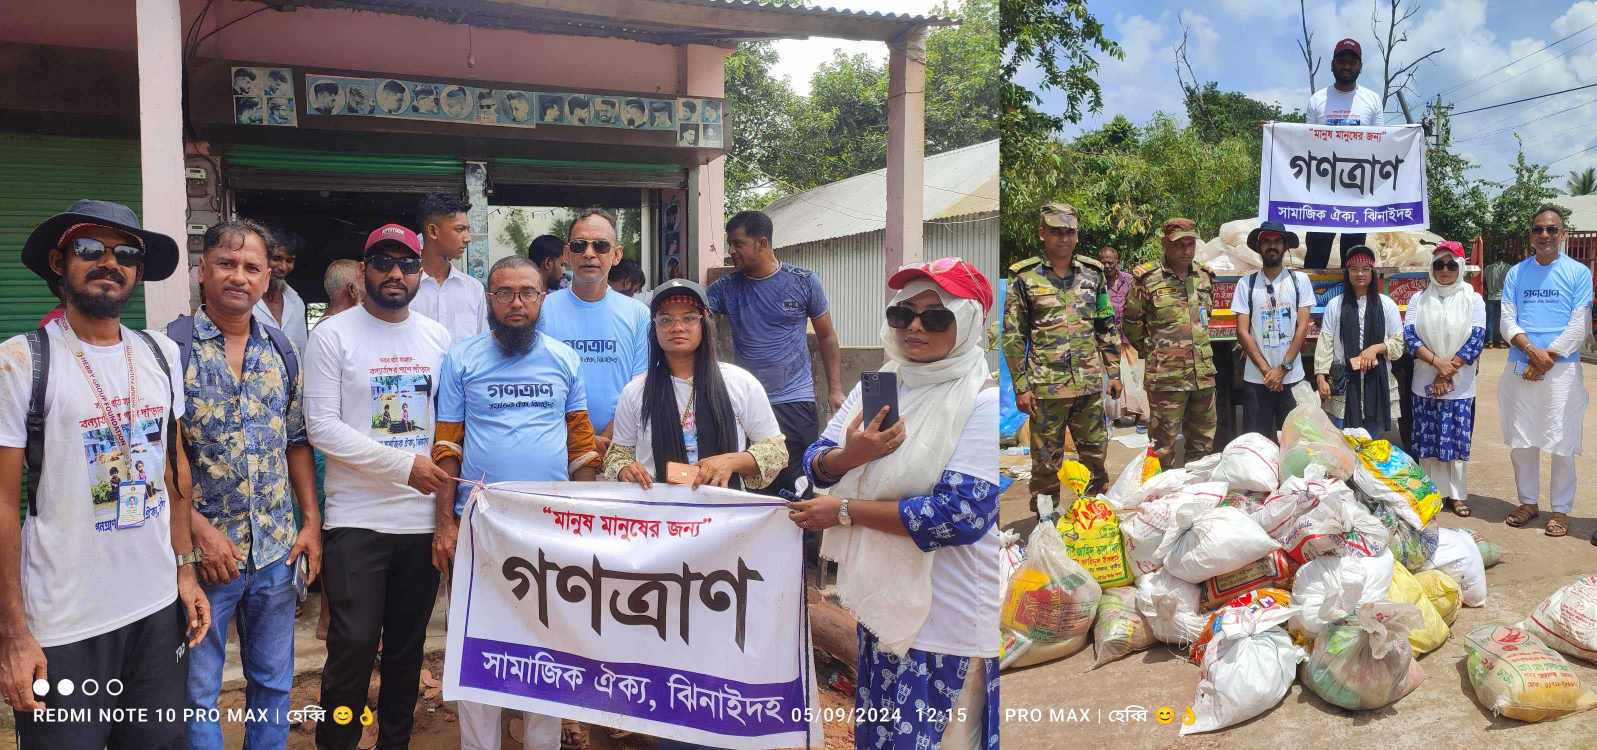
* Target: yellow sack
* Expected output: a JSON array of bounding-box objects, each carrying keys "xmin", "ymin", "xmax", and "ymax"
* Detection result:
[
  {"xmin": 1465, "ymin": 625, "xmax": 1597, "ymax": 722},
  {"xmin": 1412, "ymin": 569, "xmax": 1462, "ymax": 625},
  {"xmin": 1057, "ymin": 497, "xmax": 1134, "ymax": 589},
  {"xmin": 1388, "ymin": 564, "xmax": 1450, "ymax": 655}
]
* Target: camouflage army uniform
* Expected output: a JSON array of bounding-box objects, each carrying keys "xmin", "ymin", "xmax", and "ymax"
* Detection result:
[
  {"xmin": 1122, "ymin": 258, "xmax": 1218, "ymax": 467},
  {"xmin": 1002, "ymin": 254, "xmax": 1121, "ymax": 498}
]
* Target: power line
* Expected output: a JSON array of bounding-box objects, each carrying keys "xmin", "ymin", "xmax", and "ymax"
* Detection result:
[
  {"xmin": 1433, "ymin": 17, "xmax": 1597, "ymax": 99},
  {"xmin": 1451, "ymin": 81, "xmax": 1597, "ymax": 117},
  {"xmin": 1450, "ymin": 34, "xmax": 1597, "ymax": 107},
  {"xmin": 1548, "ymin": 141, "xmax": 1597, "ymax": 167},
  {"xmin": 1454, "ymin": 93, "xmax": 1597, "ymax": 142}
]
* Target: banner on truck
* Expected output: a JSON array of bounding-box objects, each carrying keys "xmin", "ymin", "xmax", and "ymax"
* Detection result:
[{"xmin": 1259, "ymin": 123, "xmax": 1428, "ymax": 232}]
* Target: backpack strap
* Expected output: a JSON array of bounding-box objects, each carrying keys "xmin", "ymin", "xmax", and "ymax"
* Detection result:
[
  {"xmin": 259, "ymin": 323, "xmax": 299, "ymax": 407},
  {"xmin": 22, "ymin": 328, "xmax": 49, "ymax": 517},
  {"xmin": 133, "ymin": 328, "xmax": 181, "ymax": 503}
]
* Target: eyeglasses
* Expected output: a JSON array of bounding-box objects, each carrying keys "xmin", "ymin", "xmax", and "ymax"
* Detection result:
[
  {"xmin": 568, "ymin": 239, "xmax": 613, "ymax": 254},
  {"xmin": 1531, "ymin": 225, "xmax": 1561, "ymax": 235},
  {"xmin": 1432, "ymin": 259, "xmax": 1459, "ymax": 271},
  {"xmin": 365, "ymin": 254, "xmax": 423, "ymax": 275},
  {"xmin": 65, "ymin": 237, "xmax": 144, "ymax": 267},
  {"xmin": 653, "ymin": 313, "xmax": 703, "ymax": 330},
  {"xmin": 489, "ymin": 288, "xmax": 544, "ymax": 304},
  {"xmin": 885, "ymin": 304, "xmax": 956, "ymax": 332}
]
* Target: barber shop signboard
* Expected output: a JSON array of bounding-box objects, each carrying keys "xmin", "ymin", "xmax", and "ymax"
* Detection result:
[
  {"xmin": 1259, "ymin": 123, "xmax": 1428, "ymax": 232},
  {"xmin": 443, "ymin": 482, "xmax": 822, "ymax": 749}
]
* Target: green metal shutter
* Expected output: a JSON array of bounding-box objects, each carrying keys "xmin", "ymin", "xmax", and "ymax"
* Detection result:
[
  {"xmin": 0, "ymin": 135, "xmax": 147, "ymax": 342},
  {"xmin": 223, "ymin": 145, "xmax": 464, "ymax": 194}
]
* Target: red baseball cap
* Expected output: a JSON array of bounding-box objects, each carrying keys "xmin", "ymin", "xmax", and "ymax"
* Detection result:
[
  {"xmin": 1334, "ymin": 38, "xmax": 1362, "ymax": 58},
  {"xmin": 887, "ymin": 257, "xmax": 993, "ymax": 312},
  {"xmin": 364, "ymin": 223, "xmax": 422, "ymax": 256},
  {"xmin": 1435, "ymin": 240, "xmax": 1465, "ymax": 258}
]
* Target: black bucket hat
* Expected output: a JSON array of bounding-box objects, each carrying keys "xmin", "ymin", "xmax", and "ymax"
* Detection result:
[
  {"xmin": 1246, "ymin": 221, "xmax": 1301, "ymax": 251},
  {"xmin": 649, "ymin": 278, "xmax": 709, "ymax": 313},
  {"xmin": 22, "ymin": 199, "xmax": 182, "ymax": 283}
]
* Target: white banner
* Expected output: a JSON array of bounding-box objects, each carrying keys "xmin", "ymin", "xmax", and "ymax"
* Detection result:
[
  {"xmin": 442, "ymin": 481, "xmax": 822, "ymax": 749},
  {"xmin": 1259, "ymin": 122, "xmax": 1428, "ymax": 232}
]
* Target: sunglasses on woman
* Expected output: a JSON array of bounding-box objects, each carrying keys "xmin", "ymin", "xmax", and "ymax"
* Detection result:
[
  {"xmin": 365, "ymin": 254, "xmax": 423, "ymax": 275},
  {"xmin": 885, "ymin": 304, "xmax": 956, "ymax": 332},
  {"xmin": 1432, "ymin": 258, "xmax": 1459, "ymax": 271},
  {"xmin": 65, "ymin": 236, "xmax": 144, "ymax": 267}
]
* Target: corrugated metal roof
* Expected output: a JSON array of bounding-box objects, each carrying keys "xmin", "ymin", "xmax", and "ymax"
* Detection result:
[
  {"xmin": 668, "ymin": 0, "xmax": 949, "ymax": 25},
  {"xmin": 764, "ymin": 139, "xmax": 998, "ymax": 248}
]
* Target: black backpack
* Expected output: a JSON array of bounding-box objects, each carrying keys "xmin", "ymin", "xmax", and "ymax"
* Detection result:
[{"xmin": 163, "ymin": 314, "xmax": 299, "ymax": 409}]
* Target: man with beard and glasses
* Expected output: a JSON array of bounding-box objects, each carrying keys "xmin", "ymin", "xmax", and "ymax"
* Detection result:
[
  {"xmin": 431, "ymin": 256, "xmax": 599, "ymax": 750},
  {"xmin": 1, "ymin": 199, "xmax": 210, "ymax": 747},
  {"xmin": 254, "ymin": 228, "xmax": 308, "ymax": 356},
  {"xmin": 1304, "ymin": 38, "xmax": 1383, "ymax": 269},
  {"xmin": 1231, "ymin": 221, "xmax": 1315, "ymax": 440},
  {"xmin": 303, "ymin": 223, "xmax": 453, "ymax": 750}
]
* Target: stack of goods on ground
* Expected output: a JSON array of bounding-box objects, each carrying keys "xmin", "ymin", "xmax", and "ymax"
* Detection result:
[{"xmin": 997, "ymin": 387, "xmax": 1597, "ymax": 731}]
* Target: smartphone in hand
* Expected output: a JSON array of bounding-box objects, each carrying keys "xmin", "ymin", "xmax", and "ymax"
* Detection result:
[
  {"xmin": 665, "ymin": 461, "xmax": 698, "ymax": 485},
  {"xmin": 859, "ymin": 371, "xmax": 899, "ymax": 430}
]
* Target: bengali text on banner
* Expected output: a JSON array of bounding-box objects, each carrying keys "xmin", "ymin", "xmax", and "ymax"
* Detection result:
[{"xmin": 1258, "ymin": 122, "xmax": 1428, "ymax": 232}]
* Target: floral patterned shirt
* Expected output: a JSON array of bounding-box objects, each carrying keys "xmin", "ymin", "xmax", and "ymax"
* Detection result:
[{"xmin": 181, "ymin": 309, "xmax": 308, "ymax": 570}]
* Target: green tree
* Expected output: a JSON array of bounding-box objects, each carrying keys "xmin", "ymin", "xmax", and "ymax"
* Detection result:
[
  {"xmin": 724, "ymin": 40, "xmax": 801, "ymax": 213},
  {"xmin": 1567, "ymin": 166, "xmax": 1597, "ymax": 196},
  {"xmin": 1424, "ymin": 106, "xmax": 1489, "ymax": 244},
  {"xmin": 1484, "ymin": 141, "xmax": 1563, "ymax": 250}
]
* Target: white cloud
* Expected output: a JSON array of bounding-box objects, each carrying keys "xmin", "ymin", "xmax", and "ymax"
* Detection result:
[{"xmin": 1217, "ymin": 0, "xmax": 1297, "ymax": 20}]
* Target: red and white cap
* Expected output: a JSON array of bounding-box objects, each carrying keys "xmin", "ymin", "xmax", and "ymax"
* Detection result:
[
  {"xmin": 1435, "ymin": 240, "xmax": 1465, "ymax": 258},
  {"xmin": 887, "ymin": 257, "xmax": 993, "ymax": 312},
  {"xmin": 364, "ymin": 223, "xmax": 422, "ymax": 256}
]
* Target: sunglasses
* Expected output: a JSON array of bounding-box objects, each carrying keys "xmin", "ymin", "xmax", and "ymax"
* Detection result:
[
  {"xmin": 885, "ymin": 304, "xmax": 956, "ymax": 332},
  {"xmin": 1432, "ymin": 259, "xmax": 1459, "ymax": 271},
  {"xmin": 365, "ymin": 254, "xmax": 423, "ymax": 275},
  {"xmin": 569, "ymin": 239, "xmax": 613, "ymax": 254},
  {"xmin": 65, "ymin": 237, "xmax": 144, "ymax": 267},
  {"xmin": 1531, "ymin": 225, "xmax": 1561, "ymax": 235}
]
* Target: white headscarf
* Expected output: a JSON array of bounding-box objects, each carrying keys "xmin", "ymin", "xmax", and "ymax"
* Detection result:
[
  {"xmin": 1414, "ymin": 247, "xmax": 1480, "ymax": 361},
  {"xmin": 820, "ymin": 279, "xmax": 993, "ymax": 657}
]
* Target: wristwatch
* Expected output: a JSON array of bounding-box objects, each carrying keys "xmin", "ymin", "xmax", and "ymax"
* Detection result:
[
  {"xmin": 838, "ymin": 498, "xmax": 853, "ymax": 527},
  {"xmin": 176, "ymin": 549, "xmax": 204, "ymax": 567}
]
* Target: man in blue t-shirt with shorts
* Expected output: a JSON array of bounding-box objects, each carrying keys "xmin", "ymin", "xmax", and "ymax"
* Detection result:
[{"xmin": 708, "ymin": 211, "xmax": 844, "ymax": 499}]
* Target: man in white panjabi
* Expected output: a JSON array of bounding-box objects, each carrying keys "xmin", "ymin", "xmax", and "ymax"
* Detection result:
[{"xmin": 1498, "ymin": 206, "xmax": 1592, "ymax": 542}]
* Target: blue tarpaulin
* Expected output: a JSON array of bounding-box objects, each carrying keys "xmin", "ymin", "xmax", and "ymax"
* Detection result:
[{"xmin": 997, "ymin": 283, "xmax": 1028, "ymax": 439}]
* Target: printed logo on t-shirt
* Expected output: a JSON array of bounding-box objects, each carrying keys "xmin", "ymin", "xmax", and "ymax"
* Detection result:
[
  {"xmin": 1324, "ymin": 117, "xmax": 1364, "ymax": 125},
  {"xmin": 484, "ymin": 382, "xmax": 557, "ymax": 410},
  {"xmin": 369, "ymin": 359, "xmax": 433, "ymax": 451},
  {"xmin": 781, "ymin": 299, "xmax": 804, "ymax": 315},
  {"xmin": 562, "ymin": 339, "xmax": 621, "ymax": 365},
  {"xmin": 81, "ymin": 404, "xmax": 168, "ymax": 533}
]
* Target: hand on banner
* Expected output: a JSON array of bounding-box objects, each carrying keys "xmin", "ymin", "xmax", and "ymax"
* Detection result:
[
  {"xmin": 432, "ymin": 516, "xmax": 459, "ymax": 574},
  {"xmin": 691, "ymin": 454, "xmax": 743, "ymax": 489},
  {"xmin": 0, "ymin": 630, "xmax": 46, "ymax": 711},
  {"xmin": 617, "ymin": 462, "xmax": 654, "ymax": 490},
  {"xmin": 408, "ymin": 454, "xmax": 452, "ymax": 495},
  {"xmin": 177, "ymin": 567, "xmax": 212, "ymax": 647},
  {"xmin": 193, "ymin": 518, "xmax": 244, "ymax": 585},
  {"xmin": 787, "ymin": 495, "xmax": 843, "ymax": 531}
]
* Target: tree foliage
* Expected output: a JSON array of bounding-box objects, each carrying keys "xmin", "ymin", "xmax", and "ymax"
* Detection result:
[
  {"xmin": 1567, "ymin": 167, "xmax": 1597, "ymax": 196},
  {"xmin": 1424, "ymin": 107, "xmax": 1489, "ymax": 244},
  {"xmin": 1484, "ymin": 140, "xmax": 1564, "ymax": 249}
]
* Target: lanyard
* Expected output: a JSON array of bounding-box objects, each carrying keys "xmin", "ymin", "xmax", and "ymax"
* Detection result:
[{"xmin": 57, "ymin": 318, "xmax": 141, "ymax": 475}]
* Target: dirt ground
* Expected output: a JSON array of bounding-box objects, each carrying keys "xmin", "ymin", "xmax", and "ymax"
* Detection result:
[{"xmin": 998, "ymin": 348, "xmax": 1597, "ymax": 750}]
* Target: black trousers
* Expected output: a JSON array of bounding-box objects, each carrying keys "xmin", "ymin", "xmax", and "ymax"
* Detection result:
[
  {"xmin": 760, "ymin": 401, "xmax": 820, "ymax": 500},
  {"xmin": 1242, "ymin": 380, "xmax": 1299, "ymax": 441},
  {"xmin": 316, "ymin": 528, "xmax": 439, "ymax": 750},
  {"xmin": 13, "ymin": 599, "xmax": 188, "ymax": 749},
  {"xmin": 1304, "ymin": 232, "xmax": 1367, "ymax": 269}
]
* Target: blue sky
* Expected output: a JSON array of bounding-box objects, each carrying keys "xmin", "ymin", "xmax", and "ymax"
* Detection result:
[{"xmin": 1018, "ymin": 0, "xmax": 1597, "ymax": 188}]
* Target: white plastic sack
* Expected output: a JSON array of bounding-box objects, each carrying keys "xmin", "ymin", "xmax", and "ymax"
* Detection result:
[
  {"xmin": 1135, "ymin": 569, "xmax": 1207, "ymax": 646},
  {"xmin": 1183, "ymin": 453, "xmax": 1225, "ymax": 482},
  {"xmin": 1211, "ymin": 433, "xmax": 1282, "ymax": 493},
  {"xmin": 1121, "ymin": 481, "xmax": 1228, "ymax": 579},
  {"xmin": 1156, "ymin": 505, "xmax": 1281, "ymax": 584},
  {"xmin": 1291, "ymin": 551, "xmax": 1396, "ymax": 637},
  {"xmin": 1270, "ymin": 480, "xmax": 1389, "ymax": 563},
  {"xmin": 1183, "ymin": 604, "xmax": 1304, "ymax": 734},
  {"xmin": 1425, "ymin": 527, "xmax": 1487, "ymax": 607},
  {"xmin": 1105, "ymin": 462, "xmax": 1198, "ymax": 511},
  {"xmin": 1521, "ymin": 576, "xmax": 1597, "ymax": 664}
]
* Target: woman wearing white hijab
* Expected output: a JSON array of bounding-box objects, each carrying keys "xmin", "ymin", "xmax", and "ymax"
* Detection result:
[
  {"xmin": 787, "ymin": 258, "xmax": 998, "ymax": 750},
  {"xmin": 1403, "ymin": 240, "xmax": 1487, "ymax": 516}
]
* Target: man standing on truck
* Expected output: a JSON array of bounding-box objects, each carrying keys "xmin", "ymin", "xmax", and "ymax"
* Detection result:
[
  {"xmin": 1002, "ymin": 202, "xmax": 1122, "ymax": 502},
  {"xmin": 1231, "ymin": 221, "xmax": 1315, "ymax": 439},
  {"xmin": 1304, "ymin": 38, "xmax": 1383, "ymax": 269},
  {"xmin": 1123, "ymin": 218, "xmax": 1218, "ymax": 467}
]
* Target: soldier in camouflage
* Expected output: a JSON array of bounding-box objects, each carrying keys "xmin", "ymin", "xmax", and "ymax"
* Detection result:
[
  {"xmin": 1123, "ymin": 217, "xmax": 1218, "ymax": 467},
  {"xmin": 1002, "ymin": 202, "xmax": 1123, "ymax": 503}
]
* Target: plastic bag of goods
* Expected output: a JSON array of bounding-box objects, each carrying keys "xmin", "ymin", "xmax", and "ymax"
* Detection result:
[
  {"xmin": 1266, "ymin": 477, "xmax": 1389, "ymax": 563},
  {"xmin": 1301, "ymin": 601, "xmax": 1427, "ymax": 710},
  {"xmin": 1105, "ymin": 451, "xmax": 1180, "ymax": 510},
  {"xmin": 1347, "ymin": 435, "xmax": 1443, "ymax": 529},
  {"xmin": 1136, "ymin": 569, "xmax": 1208, "ymax": 646},
  {"xmin": 1091, "ymin": 587, "xmax": 1155, "ymax": 669},
  {"xmin": 1182, "ymin": 452, "xmax": 1224, "ymax": 482},
  {"xmin": 1182, "ymin": 603, "xmax": 1305, "ymax": 735},
  {"xmin": 1467, "ymin": 528, "xmax": 1503, "ymax": 568},
  {"xmin": 1360, "ymin": 496, "xmax": 1440, "ymax": 572},
  {"xmin": 1000, "ymin": 511, "xmax": 1102, "ymax": 670},
  {"xmin": 1463, "ymin": 625, "xmax": 1597, "ymax": 722},
  {"xmin": 1120, "ymin": 482, "xmax": 1227, "ymax": 581},
  {"xmin": 1200, "ymin": 550, "xmax": 1296, "ymax": 611},
  {"xmin": 1280, "ymin": 381, "xmax": 1358, "ymax": 479},
  {"xmin": 1290, "ymin": 551, "xmax": 1395, "ymax": 639},
  {"xmin": 1191, "ymin": 588, "xmax": 1293, "ymax": 665},
  {"xmin": 1412, "ymin": 569, "xmax": 1461, "ymax": 625},
  {"xmin": 1520, "ymin": 575, "xmax": 1597, "ymax": 664},
  {"xmin": 1387, "ymin": 564, "xmax": 1451, "ymax": 654},
  {"xmin": 999, "ymin": 530, "xmax": 1025, "ymax": 601},
  {"xmin": 1424, "ymin": 527, "xmax": 1487, "ymax": 607},
  {"xmin": 1211, "ymin": 433, "xmax": 1282, "ymax": 493},
  {"xmin": 1156, "ymin": 504, "xmax": 1280, "ymax": 584},
  {"xmin": 1057, "ymin": 498, "xmax": 1133, "ymax": 589}
]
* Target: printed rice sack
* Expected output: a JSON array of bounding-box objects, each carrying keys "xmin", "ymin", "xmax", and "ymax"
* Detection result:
[
  {"xmin": 1280, "ymin": 382, "xmax": 1358, "ymax": 479},
  {"xmin": 1360, "ymin": 496, "xmax": 1439, "ymax": 572},
  {"xmin": 1135, "ymin": 569, "xmax": 1207, "ymax": 646},
  {"xmin": 1387, "ymin": 564, "xmax": 1450, "ymax": 654},
  {"xmin": 1347, "ymin": 436, "xmax": 1442, "ymax": 529},
  {"xmin": 1120, "ymin": 482, "xmax": 1227, "ymax": 581},
  {"xmin": 1425, "ymin": 527, "xmax": 1487, "ymax": 607},
  {"xmin": 1200, "ymin": 551, "xmax": 1296, "ymax": 612},
  {"xmin": 1211, "ymin": 433, "xmax": 1282, "ymax": 493},
  {"xmin": 1190, "ymin": 588, "xmax": 1292, "ymax": 665},
  {"xmin": 1301, "ymin": 602, "xmax": 1427, "ymax": 710},
  {"xmin": 1156, "ymin": 504, "xmax": 1280, "ymax": 584},
  {"xmin": 1000, "ymin": 515, "xmax": 1101, "ymax": 670},
  {"xmin": 1520, "ymin": 576, "xmax": 1597, "ymax": 664},
  {"xmin": 1464, "ymin": 625, "xmax": 1597, "ymax": 722},
  {"xmin": 1058, "ymin": 496, "xmax": 1133, "ymax": 589},
  {"xmin": 1182, "ymin": 604, "xmax": 1305, "ymax": 735},
  {"xmin": 1091, "ymin": 587, "xmax": 1155, "ymax": 669},
  {"xmin": 1290, "ymin": 552, "xmax": 1395, "ymax": 639},
  {"xmin": 1413, "ymin": 569, "xmax": 1461, "ymax": 625}
]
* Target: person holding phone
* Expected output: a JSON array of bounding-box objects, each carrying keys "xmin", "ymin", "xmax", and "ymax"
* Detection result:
[
  {"xmin": 605, "ymin": 279, "xmax": 788, "ymax": 491},
  {"xmin": 1314, "ymin": 244, "xmax": 1404, "ymax": 435},
  {"xmin": 787, "ymin": 258, "xmax": 999, "ymax": 750}
]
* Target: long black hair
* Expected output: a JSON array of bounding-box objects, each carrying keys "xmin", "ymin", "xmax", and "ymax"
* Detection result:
[{"xmin": 642, "ymin": 302, "xmax": 738, "ymax": 482}]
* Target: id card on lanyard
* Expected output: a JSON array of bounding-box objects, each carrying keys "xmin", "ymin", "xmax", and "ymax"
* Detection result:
[{"xmin": 59, "ymin": 319, "xmax": 149, "ymax": 529}]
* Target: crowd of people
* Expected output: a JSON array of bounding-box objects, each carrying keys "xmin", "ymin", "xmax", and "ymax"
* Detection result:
[{"xmin": 0, "ymin": 195, "xmax": 1000, "ymax": 750}]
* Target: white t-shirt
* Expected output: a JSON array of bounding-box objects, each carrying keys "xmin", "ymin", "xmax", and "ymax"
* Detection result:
[
  {"xmin": 1230, "ymin": 268, "xmax": 1315, "ymax": 384},
  {"xmin": 820, "ymin": 385, "xmax": 1000, "ymax": 658},
  {"xmin": 0, "ymin": 322, "xmax": 185, "ymax": 647},
  {"xmin": 1307, "ymin": 85, "xmax": 1384, "ymax": 126},
  {"xmin": 610, "ymin": 363, "xmax": 783, "ymax": 476},
  {"xmin": 413, "ymin": 265, "xmax": 488, "ymax": 342},
  {"xmin": 254, "ymin": 283, "xmax": 309, "ymax": 357},
  {"xmin": 304, "ymin": 305, "xmax": 451, "ymax": 533}
]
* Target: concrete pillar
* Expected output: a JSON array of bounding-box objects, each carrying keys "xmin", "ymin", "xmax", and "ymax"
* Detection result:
[
  {"xmin": 135, "ymin": 0, "xmax": 191, "ymax": 326},
  {"xmin": 885, "ymin": 27, "xmax": 929, "ymax": 297},
  {"xmin": 687, "ymin": 156, "xmax": 727, "ymax": 282}
]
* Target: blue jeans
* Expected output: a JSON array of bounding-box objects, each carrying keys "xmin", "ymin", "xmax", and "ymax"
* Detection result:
[{"xmin": 186, "ymin": 557, "xmax": 297, "ymax": 750}]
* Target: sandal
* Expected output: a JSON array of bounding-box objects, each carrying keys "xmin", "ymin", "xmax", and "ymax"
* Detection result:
[
  {"xmin": 1505, "ymin": 504, "xmax": 1539, "ymax": 528},
  {"xmin": 1545, "ymin": 513, "xmax": 1569, "ymax": 538},
  {"xmin": 1446, "ymin": 498, "xmax": 1472, "ymax": 518}
]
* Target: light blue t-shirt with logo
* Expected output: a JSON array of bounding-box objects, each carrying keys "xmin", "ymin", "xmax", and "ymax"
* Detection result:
[
  {"xmin": 536, "ymin": 288, "xmax": 650, "ymax": 432},
  {"xmin": 707, "ymin": 264, "xmax": 829, "ymax": 404},
  {"xmin": 1504, "ymin": 253, "xmax": 1593, "ymax": 365},
  {"xmin": 436, "ymin": 332, "xmax": 586, "ymax": 515}
]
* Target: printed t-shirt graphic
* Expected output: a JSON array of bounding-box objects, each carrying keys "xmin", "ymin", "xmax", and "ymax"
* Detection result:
[{"xmin": 536, "ymin": 288, "xmax": 649, "ymax": 432}]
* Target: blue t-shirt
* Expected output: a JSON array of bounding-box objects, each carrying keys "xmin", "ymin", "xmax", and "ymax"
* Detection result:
[
  {"xmin": 706, "ymin": 264, "xmax": 829, "ymax": 404},
  {"xmin": 436, "ymin": 333, "xmax": 587, "ymax": 515},
  {"xmin": 1504, "ymin": 253, "xmax": 1593, "ymax": 365},
  {"xmin": 536, "ymin": 288, "xmax": 650, "ymax": 432}
]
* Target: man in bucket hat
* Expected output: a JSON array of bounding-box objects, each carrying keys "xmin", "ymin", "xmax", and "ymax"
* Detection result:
[
  {"xmin": 1232, "ymin": 221, "xmax": 1315, "ymax": 439},
  {"xmin": 0, "ymin": 199, "xmax": 210, "ymax": 747}
]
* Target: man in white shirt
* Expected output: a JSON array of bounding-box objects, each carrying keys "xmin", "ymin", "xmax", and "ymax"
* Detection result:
[
  {"xmin": 1304, "ymin": 38, "xmax": 1383, "ymax": 269},
  {"xmin": 411, "ymin": 193, "xmax": 488, "ymax": 341},
  {"xmin": 305, "ymin": 223, "xmax": 454, "ymax": 750},
  {"xmin": 1231, "ymin": 222, "xmax": 1315, "ymax": 439},
  {"xmin": 0, "ymin": 199, "xmax": 209, "ymax": 746},
  {"xmin": 254, "ymin": 229, "xmax": 309, "ymax": 355}
]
